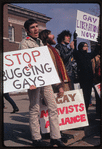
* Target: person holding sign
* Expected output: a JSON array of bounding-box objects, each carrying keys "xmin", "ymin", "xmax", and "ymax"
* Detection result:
[
  {"xmin": 39, "ymin": 29, "xmax": 71, "ymax": 94},
  {"xmin": 39, "ymin": 29, "xmax": 73, "ymax": 143},
  {"xmin": 55, "ymin": 30, "xmax": 76, "ymax": 90},
  {"xmin": 73, "ymin": 41, "xmax": 100, "ymax": 111},
  {"xmin": 19, "ymin": 19, "xmax": 65, "ymax": 147}
]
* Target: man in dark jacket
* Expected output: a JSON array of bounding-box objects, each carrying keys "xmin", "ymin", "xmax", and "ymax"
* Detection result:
[
  {"xmin": 55, "ymin": 30, "xmax": 75, "ymax": 90},
  {"xmin": 73, "ymin": 42, "xmax": 100, "ymax": 111}
]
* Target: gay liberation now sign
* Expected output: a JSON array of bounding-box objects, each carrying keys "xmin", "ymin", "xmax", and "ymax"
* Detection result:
[
  {"xmin": 3, "ymin": 46, "xmax": 61, "ymax": 93},
  {"xmin": 76, "ymin": 10, "xmax": 99, "ymax": 42},
  {"xmin": 40, "ymin": 89, "xmax": 89, "ymax": 133}
]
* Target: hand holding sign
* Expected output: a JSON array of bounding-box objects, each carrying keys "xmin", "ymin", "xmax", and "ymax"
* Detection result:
[
  {"xmin": 40, "ymin": 89, "xmax": 89, "ymax": 134},
  {"xmin": 3, "ymin": 46, "xmax": 61, "ymax": 93},
  {"xmin": 29, "ymin": 85, "xmax": 36, "ymax": 90},
  {"xmin": 57, "ymin": 87, "xmax": 64, "ymax": 98},
  {"xmin": 70, "ymin": 41, "xmax": 74, "ymax": 49}
]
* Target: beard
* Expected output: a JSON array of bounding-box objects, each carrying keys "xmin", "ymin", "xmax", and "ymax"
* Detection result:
[{"xmin": 47, "ymin": 38, "xmax": 56, "ymax": 45}]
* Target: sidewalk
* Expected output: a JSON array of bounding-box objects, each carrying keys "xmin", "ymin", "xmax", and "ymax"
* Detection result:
[{"xmin": 3, "ymin": 93, "xmax": 101, "ymax": 147}]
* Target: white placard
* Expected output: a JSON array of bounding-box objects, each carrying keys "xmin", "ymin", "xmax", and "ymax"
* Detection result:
[
  {"xmin": 76, "ymin": 10, "xmax": 99, "ymax": 42},
  {"xmin": 95, "ymin": 83, "xmax": 101, "ymax": 98},
  {"xmin": 40, "ymin": 89, "xmax": 89, "ymax": 134},
  {"xmin": 3, "ymin": 46, "xmax": 61, "ymax": 93}
]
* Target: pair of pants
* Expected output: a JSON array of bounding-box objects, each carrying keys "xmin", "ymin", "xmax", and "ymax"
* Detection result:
[
  {"xmin": 4, "ymin": 93, "xmax": 18, "ymax": 110},
  {"xmin": 80, "ymin": 82, "xmax": 93, "ymax": 111},
  {"xmin": 28, "ymin": 85, "xmax": 61, "ymax": 140}
]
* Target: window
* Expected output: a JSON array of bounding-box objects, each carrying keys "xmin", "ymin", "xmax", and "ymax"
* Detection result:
[
  {"xmin": 22, "ymin": 28, "xmax": 27, "ymax": 39},
  {"xmin": 8, "ymin": 26, "xmax": 14, "ymax": 42}
]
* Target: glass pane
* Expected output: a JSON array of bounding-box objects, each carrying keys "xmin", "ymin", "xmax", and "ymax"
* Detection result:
[
  {"xmin": 8, "ymin": 26, "xmax": 14, "ymax": 42},
  {"xmin": 22, "ymin": 28, "xmax": 26, "ymax": 39}
]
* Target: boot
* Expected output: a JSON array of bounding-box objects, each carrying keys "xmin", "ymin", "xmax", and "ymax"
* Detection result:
[{"xmin": 11, "ymin": 107, "xmax": 19, "ymax": 114}]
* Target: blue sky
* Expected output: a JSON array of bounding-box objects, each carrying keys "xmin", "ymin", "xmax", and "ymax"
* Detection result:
[{"xmin": 12, "ymin": 3, "xmax": 100, "ymax": 51}]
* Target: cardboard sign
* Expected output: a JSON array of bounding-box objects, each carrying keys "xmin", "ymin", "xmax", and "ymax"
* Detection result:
[
  {"xmin": 3, "ymin": 46, "xmax": 61, "ymax": 93},
  {"xmin": 40, "ymin": 89, "xmax": 89, "ymax": 134},
  {"xmin": 76, "ymin": 10, "xmax": 99, "ymax": 42},
  {"xmin": 95, "ymin": 83, "xmax": 101, "ymax": 98}
]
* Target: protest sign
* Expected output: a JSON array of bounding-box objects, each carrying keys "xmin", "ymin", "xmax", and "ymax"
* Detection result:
[
  {"xmin": 3, "ymin": 46, "xmax": 61, "ymax": 93},
  {"xmin": 76, "ymin": 10, "xmax": 99, "ymax": 42},
  {"xmin": 95, "ymin": 83, "xmax": 101, "ymax": 98},
  {"xmin": 40, "ymin": 89, "xmax": 89, "ymax": 134}
]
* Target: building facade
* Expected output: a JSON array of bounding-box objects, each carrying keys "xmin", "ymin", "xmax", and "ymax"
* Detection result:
[{"xmin": 3, "ymin": 4, "xmax": 51, "ymax": 52}]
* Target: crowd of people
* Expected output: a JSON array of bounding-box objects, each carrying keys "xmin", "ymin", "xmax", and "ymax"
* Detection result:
[{"xmin": 4, "ymin": 18, "xmax": 101, "ymax": 147}]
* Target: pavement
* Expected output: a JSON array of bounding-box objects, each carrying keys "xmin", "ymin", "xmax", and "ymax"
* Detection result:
[{"xmin": 3, "ymin": 92, "xmax": 101, "ymax": 147}]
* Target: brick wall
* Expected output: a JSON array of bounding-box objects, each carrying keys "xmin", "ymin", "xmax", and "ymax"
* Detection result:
[{"xmin": 3, "ymin": 4, "xmax": 50, "ymax": 52}]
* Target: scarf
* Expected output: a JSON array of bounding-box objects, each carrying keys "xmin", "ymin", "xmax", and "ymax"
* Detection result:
[{"xmin": 47, "ymin": 44, "xmax": 70, "ymax": 82}]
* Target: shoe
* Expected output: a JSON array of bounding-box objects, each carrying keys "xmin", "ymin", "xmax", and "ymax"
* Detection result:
[
  {"xmin": 32, "ymin": 139, "xmax": 50, "ymax": 147},
  {"xmin": 61, "ymin": 133, "xmax": 74, "ymax": 143},
  {"xmin": 50, "ymin": 138, "xmax": 66, "ymax": 147},
  {"xmin": 11, "ymin": 108, "xmax": 19, "ymax": 114}
]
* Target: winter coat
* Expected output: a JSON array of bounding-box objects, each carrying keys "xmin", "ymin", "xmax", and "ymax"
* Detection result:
[{"xmin": 73, "ymin": 44, "xmax": 99, "ymax": 85}]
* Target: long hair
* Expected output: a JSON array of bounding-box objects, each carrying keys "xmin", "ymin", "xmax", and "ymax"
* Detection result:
[
  {"xmin": 57, "ymin": 30, "xmax": 72, "ymax": 44},
  {"xmin": 78, "ymin": 42, "xmax": 87, "ymax": 51},
  {"xmin": 39, "ymin": 29, "xmax": 51, "ymax": 45}
]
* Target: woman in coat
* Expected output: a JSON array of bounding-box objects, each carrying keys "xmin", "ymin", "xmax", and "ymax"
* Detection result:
[{"xmin": 73, "ymin": 42, "xmax": 99, "ymax": 111}]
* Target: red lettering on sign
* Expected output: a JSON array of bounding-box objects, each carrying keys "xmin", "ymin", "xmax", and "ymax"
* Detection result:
[
  {"xmin": 5, "ymin": 55, "xmax": 14, "ymax": 66},
  {"xmin": 40, "ymin": 110, "xmax": 48, "ymax": 118},
  {"xmin": 66, "ymin": 106, "xmax": 69, "ymax": 114},
  {"xmin": 59, "ymin": 114, "xmax": 86, "ymax": 126},
  {"xmin": 79, "ymin": 103, "xmax": 84, "ymax": 111},
  {"xmin": 80, "ymin": 114, "xmax": 86, "ymax": 122},
  {"xmin": 13, "ymin": 53, "xmax": 21, "ymax": 64},
  {"xmin": 25, "ymin": 66, "xmax": 29, "ymax": 71},
  {"xmin": 65, "ymin": 117, "xmax": 72, "ymax": 124},
  {"xmin": 31, "ymin": 50, "xmax": 40, "ymax": 62},
  {"xmin": 59, "ymin": 118, "xmax": 65, "ymax": 126},
  {"xmin": 57, "ymin": 107, "xmax": 66, "ymax": 115},
  {"xmin": 23, "ymin": 52, "xmax": 31, "ymax": 63},
  {"xmin": 45, "ymin": 121, "xmax": 50, "ymax": 128},
  {"xmin": 57, "ymin": 103, "xmax": 85, "ymax": 115},
  {"xmin": 70, "ymin": 116, "xmax": 77, "ymax": 123},
  {"xmin": 76, "ymin": 115, "xmax": 80, "ymax": 122},
  {"xmin": 68, "ymin": 105, "xmax": 74, "ymax": 113},
  {"xmin": 97, "ymin": 84, "xmax": 101, "ymax": 91},
  {"xmin": 28, "ymin": 63, "xmax": 32, "ymax": 68},
  {"xmin": 73, "ymin": 104, "xmax": 78, "ymax": 112}
]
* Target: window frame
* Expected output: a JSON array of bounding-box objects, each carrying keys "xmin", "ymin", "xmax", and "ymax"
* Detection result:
[
  {"xmin": 8, "ymin": 26, "xmax": 15, "ymax": 42},
  {"xmin": 22, "ymin": 28, "xmax": 27, "ymax": 39}
]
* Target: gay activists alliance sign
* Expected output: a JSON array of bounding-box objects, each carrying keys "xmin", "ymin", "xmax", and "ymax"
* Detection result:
[
  {"xmin": 40, "ymin": 89, "xmax": 89, "ymax": 133},
  {"xmin": 3, "ymin": 46, "xmax": 61, "ymax": 93},
  {"xmin": 76, "ymin": 10, "xmax": 99, "ymax": 42}
]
